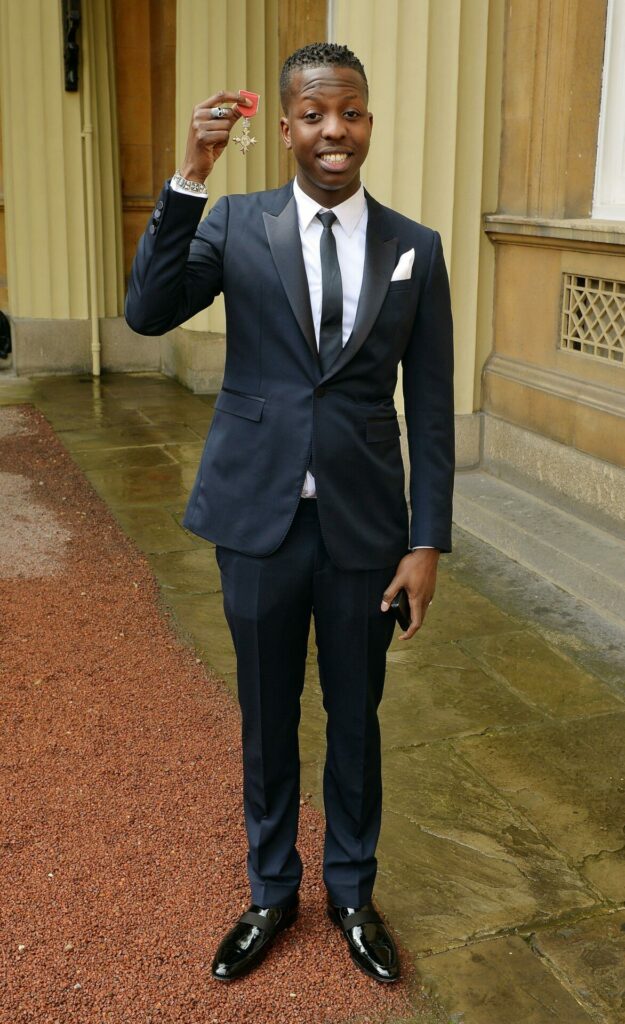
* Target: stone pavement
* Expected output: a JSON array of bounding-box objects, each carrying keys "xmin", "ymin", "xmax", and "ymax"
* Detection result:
[{"xmin": 2, "ymin": 370, "xmax": 625, "ymax": 1024}]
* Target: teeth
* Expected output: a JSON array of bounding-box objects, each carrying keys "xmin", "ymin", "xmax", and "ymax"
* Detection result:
[{"xmin": 321, "ymin": 153, "xmax": 348, "ymax": 163}]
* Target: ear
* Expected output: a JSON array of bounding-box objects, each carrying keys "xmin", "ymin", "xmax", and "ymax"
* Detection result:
[{"xmin": 280, "ymin": 116, "xmax": 292, "ymax": 150}]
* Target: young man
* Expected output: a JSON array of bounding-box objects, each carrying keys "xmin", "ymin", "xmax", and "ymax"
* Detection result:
[{"xmin": 126, "ymin": 43, "xmax": 454, "ymax": 984}]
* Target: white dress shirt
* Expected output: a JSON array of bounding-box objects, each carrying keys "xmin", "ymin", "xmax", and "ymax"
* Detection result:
[{"xmin": 293, "ymin": 178, "xmax": 367, "ymax": 498}]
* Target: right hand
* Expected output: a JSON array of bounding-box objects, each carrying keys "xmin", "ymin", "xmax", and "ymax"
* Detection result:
[{"xmin": 179, "ymin": 91, "xmax": 252, "ymax": 183}]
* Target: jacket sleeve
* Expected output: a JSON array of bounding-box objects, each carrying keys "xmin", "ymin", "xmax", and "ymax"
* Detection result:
[
  {"xmin": 125, "ymin": 181, "xmax": 228, "ymax": 336},
  {"xmin": 401, "ymin": 230, "xmax": 455, "ymax": 552}
]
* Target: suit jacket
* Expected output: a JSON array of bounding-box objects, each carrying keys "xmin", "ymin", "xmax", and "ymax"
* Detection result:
[{"xmin": 125, "ymin": 179, "xmax": 454, "ymax": 570}]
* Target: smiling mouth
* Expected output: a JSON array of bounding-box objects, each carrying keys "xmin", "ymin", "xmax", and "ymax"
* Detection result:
[{"xmin": 317, "ymin": 151, "xmax": 351, "ymax": 168}]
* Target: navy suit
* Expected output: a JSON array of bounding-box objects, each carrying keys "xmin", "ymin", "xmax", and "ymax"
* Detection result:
[{"xmin": 126, "ymin": 179, "xmax": 454, "ymax": 907}]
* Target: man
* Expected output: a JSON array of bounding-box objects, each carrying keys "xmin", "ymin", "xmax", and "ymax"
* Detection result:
[{"xmin": 126, "ymin": 42, "xmax": 454, "ymax": 984}]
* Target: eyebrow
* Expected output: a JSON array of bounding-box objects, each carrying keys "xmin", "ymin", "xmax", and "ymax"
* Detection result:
[{"xmin": 299, "ymin": 90, "xmax": 362, "ymax": 101}]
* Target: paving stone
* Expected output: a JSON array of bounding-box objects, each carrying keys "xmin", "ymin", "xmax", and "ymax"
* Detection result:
[
  {"xmin": 135, "ymin": 404, "xmax": 214, "ymax": 433},
  {"xmin": 111, "ymin": 507, "xmax": 198, "ymax": 553},
  {"xmin": 70, "ymin": 445, "xmax": 178, "ymax": 471},
  {"xmin": 164, "ymin": 591, "xmax": 238, "ymax": 678},
  {"xmin": 37, "ymin": 405, "xmax": 147, "ymax": 430},
  {"xmin": 455, "ymin": 713, "xmax": 625, "ymax": 873},
  {"xmin": 374, "ymin": 745, "xmax": 594, "ymax": 953},
  {"xmin": 416, "ymin": 935, "xmax": 594, "ymax": 1023},
  {"xmin": 380, "ymin": 641, "xmax": 544, "ymax": 747},
  {"xmin": 417, "ymin": 577, "xmax": 516, "ymax": 642},
  {"xmin": 84, "ymin": 463, "xmax": 198, "ymax": 507},
  {"xmin": 531, "ymin": 909, "xmax": 625, "ymax": 1022},
  {"xmin": 56, "ymin": 422, "xmax": 202, "ymax": 450},
  {"xmin": 115, "ymin": 388, "xmax": 207, "ymax": 404},
  {"xmin": 0, "ymin": 383, "xmax": 38, "ymax": 404},
  {"xmin": 447, "ymin": 526, "xmax": 625, "ymax": 697},
  {"xmin": 98, "ymin": 371, "xmax": 181, "ymax": 394},
  {"xmin": 460, "ymin": 630, "xmax": 624, "ymax": 719},
  {"xmin": 147, "ymin": 547, "xmax": 221, "ymax": 595},
  {"xmin": 161, "ymin": 442, "xmax": 205, "ymax": 465},
  {"xmin": 581, "ymin": 848, "xmax": 625, "ymax": 903}
]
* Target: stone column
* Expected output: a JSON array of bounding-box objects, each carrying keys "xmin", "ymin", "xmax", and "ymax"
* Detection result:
[
  {"xmin": 332, "ymin": 0, "xmax": 505, "ymax": 461},
  {"xmin": 175, "ymin": 0, "xmax": 280, "ymax": 335},
  {"xmin": 0, "ymin": 0, "xmax": 123, "ymax": 373}
]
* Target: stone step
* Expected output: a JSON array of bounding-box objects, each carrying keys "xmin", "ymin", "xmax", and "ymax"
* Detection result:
[{"xmin": 453, "ymin": 470, "xmax": 625, "ymax": 627}]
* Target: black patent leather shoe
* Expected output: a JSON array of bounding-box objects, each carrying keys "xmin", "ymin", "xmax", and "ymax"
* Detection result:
[
  {"xmin": 328, "ymin": 901, "xmax": 400, "ymax": 982},
  {"xmin": 211, "ymin": 900, "xmax": 298, "ymax": 981}
]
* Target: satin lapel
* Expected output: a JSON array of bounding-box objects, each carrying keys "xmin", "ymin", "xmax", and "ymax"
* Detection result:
[
  {"xmin": 320, "ymin": 196, "xmax": 398, "ymax": 382},
  {"xmin": 263, "ymin": 196, "xmax": 319, "ymax": 365}
]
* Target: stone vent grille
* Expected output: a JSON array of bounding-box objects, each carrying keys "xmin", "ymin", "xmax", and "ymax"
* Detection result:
[{"xmin": 560, "ymin": 274, "xmax": 625, "ymax": 366}]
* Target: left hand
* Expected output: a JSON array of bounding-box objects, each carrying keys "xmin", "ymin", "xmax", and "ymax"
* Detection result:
[{"xmin": 381, "ymin": 549, "xmax": 440, "ymax": 640}]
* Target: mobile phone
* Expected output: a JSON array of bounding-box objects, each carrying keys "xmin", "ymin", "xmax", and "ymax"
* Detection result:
[{"xmin": 390, "ymin": 589, "xmax": 411, "ymax": 631}]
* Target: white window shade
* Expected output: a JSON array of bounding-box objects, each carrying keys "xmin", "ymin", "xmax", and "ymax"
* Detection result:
[{"xmin": 593, "ymin": 0, "xmax": 625, "ymax": 220}]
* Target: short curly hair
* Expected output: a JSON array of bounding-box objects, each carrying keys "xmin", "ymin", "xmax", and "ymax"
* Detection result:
[{"xmin": 280, "ymin": 42, "xmax": 368, "ymax": 111}]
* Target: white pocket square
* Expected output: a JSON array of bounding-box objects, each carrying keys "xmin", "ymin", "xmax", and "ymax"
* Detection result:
[{"xmin": 390, "ymin": 248, "xmax": 415, "ymax": 282}]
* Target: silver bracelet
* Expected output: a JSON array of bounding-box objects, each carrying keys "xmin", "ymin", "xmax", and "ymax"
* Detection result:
[{"xmin": 172, "ymin": 171, "xmax": 208, "ymax": 197}]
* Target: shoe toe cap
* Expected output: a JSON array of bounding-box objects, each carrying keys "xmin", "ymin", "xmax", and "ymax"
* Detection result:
[{"xmin": 211, "ymin": 958, "xmax": 233, "ymax": 980}]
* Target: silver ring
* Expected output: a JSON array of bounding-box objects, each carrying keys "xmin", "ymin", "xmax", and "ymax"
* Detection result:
[{"xmin": 210, "ymin": 106, "xmax": 229, "ymax": 119}]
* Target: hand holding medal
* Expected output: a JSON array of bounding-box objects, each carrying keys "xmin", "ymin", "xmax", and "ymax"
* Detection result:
[
  {"xmin": 232, "ymin": 90, "xmax": 260, "ymax": 156},
  {"xmin": 180, "ymin": 89, "xmax": 260, "ymax": 183}
]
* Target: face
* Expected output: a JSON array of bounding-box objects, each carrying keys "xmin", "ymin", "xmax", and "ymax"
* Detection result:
[{"xmin": 280, "ymin": 66, "xmax": 373, "ymax": 207}]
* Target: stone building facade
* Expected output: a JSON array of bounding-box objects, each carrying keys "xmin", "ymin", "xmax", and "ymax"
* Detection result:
[{"xmin": 0, "ymin": 0, "xmax": 623, "ymax": 523}]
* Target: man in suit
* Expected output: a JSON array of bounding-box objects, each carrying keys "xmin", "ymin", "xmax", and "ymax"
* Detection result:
[{"xmin": 126, "ymin": 42, "xmax": 454, "ymax": 984}]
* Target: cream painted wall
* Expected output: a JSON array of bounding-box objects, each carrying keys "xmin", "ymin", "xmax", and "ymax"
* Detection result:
[
  {"xmin": 175, "ymin": 0, "xmax": 280, "ymax": 333},
  {"xmin": 331, "ymin": 0, "xmax": 503, "ymax": 416},
  {"xmin": 0, "ymin": 0, "xmax": 123, "ymax": 321},
  {"xmin": 0, "ymin": 0, "xmax": 88, "ymax": 318}
]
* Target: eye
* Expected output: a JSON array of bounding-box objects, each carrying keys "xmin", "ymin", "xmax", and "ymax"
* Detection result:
[
  {"xmin": 344, "ymin": 109, "xmax": 361, "ymax": 119},
  {"xmin": 303, "ymin": 111, "xmax": 322, "ymax": 122}
]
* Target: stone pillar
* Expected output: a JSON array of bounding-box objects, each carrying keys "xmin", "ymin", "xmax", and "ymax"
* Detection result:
[
  {"xmin": 331, "ymin": 0, "xmax": 505, "ymax": 459},
  {"xmin": 175, "ymin": 0, "xmax": 281, "ymax": 334},
  {"xmin": 0, "ymin": 0, "xmax": 123, "ymax": 372},
  {"xmin": 0, "ymin": 94, "xmax": 7, "ymax": 312}
]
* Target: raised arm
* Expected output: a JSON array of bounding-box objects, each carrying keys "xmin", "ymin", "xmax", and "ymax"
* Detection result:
[{"xmin": 125, "ymin": 91, "xmax": 252, "ymax": 336}]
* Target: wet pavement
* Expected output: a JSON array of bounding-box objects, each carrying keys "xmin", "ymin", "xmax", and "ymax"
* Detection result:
[{"xmin": 3, "ymin": 370, "xmax": 625, "ymax": 1024}]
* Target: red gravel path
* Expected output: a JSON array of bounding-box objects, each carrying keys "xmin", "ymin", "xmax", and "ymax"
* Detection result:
[{"xmin": 0, "ymin": 405, "xmax": 427, "ymax": 1024}]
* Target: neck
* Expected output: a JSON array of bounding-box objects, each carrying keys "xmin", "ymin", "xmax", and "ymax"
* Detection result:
[{"xmin": 295, "ymin": 171, "xmax": 361, "ymax": 208}]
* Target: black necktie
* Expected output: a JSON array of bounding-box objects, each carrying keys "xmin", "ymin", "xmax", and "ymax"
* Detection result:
[{"xmin": 316, "ymin": 211, "xmax": 343, "ymax": 374}]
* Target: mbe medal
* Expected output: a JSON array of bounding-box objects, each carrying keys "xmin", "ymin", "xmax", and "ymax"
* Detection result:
[{"xmin": 233, "ymin": 90, "xmax": 260, "ymax": 156}]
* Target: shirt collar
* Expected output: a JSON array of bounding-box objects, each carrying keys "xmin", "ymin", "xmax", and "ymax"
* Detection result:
[{"xmin": 292, "ymin": 178, "xmax": 366, "ymax": 237}]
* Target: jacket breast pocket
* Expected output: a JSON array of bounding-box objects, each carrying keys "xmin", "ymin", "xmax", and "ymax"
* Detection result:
[
  {"xmin": 215, "ymin": 388, "xmax": 265, "ymax": 422},
  {"xmin": 366, "ymin": 417, "xmax": 401, "ymax": 443}
]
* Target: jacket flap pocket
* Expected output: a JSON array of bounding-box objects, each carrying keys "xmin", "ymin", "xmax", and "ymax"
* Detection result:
[
  {"xmin": 216, "ymin": 389, "xmax": 265, "ymax": 422},
  {"xmin": 366, "ymin": 416, "xmax": 400, "ymax": 443}
]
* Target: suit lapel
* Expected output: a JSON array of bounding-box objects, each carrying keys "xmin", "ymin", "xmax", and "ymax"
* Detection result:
[
  {"xmin": 320, "ymin": 193, "xmax": 398, "ymax": 382},
  {"xmin": 263, "ymin": 194, "xmax": 319, "ymax": 366}
]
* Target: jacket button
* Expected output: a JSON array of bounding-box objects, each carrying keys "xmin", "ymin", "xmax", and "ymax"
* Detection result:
[
  {"xmin": 149, "ymin": 224, "xmax": 157, "ymax": 235},
  {"xmin": 153, "ymin": 208, "xmax": 162, "ymax": 220},
  {"xmin": 315, "ymin": 386, "xmax": 326, "ymax": 398},
  {"xmin": 156, "ymin": 200, "xmax": 164, "ymax": 210}
]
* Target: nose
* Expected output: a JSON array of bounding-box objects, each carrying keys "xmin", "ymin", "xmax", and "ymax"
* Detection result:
[{"xmin": 321, "ymin": 113, "xmax": 346, "ymax": 140}]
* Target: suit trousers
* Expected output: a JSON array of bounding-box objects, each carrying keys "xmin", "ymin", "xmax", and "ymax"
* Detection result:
[{"xmin": 216, "ymin": 498, "xmax": 397, "ymax": 908}]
